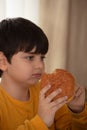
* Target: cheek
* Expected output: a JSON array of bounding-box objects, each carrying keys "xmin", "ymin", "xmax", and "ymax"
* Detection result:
[
  {"xmin": 8, "ymin": 63, "xmax": 33, "ymax": 80},
  {"xmin": 15, "ymin": 65, "xmax": 33, "ymax": 77}
]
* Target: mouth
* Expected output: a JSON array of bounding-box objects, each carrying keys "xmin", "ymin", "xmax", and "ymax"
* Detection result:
[{"xmin": 32, "ymin": 73, "xmax": 42, "ymax": 79}]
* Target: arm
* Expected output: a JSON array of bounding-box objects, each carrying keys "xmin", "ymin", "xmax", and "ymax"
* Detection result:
[
  {"xmin": 71, "ymin": 103, "xmax": 87, "ymax": 129},
  {"xmin": 54, "ymin": 84, "xmax": 86, "ymax": 130},
  {"xmin": 67, "ymin": 84, "xmax": 87, "ymax": 129},
  {"xmin": 38, "ymin": 85, "xmax": 71, "ymax": 129},
  {"xmin": 16, "ymin": 85, "xmax": 68, "ymax": 130},
  {"xmin": 68, "ymin": 84, "xmax": 85, "ymax": 113}
]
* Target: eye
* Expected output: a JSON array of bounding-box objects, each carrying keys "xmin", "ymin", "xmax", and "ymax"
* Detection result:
[
  {"xmin": 41, "ymin": 55, "xmax": 46, "ymax": 61},
  {"xmin": 26, "ymin": 56, "xmax": 34, "ymax": 61}
]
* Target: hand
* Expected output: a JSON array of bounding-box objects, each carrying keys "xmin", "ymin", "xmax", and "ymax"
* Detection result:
[
  {"xmin": 38, "ymin": 85, "xmax": 67, "ymax": 127},
  {"xmin": 67, "ymin": 83, "xmax": 85, "ymax": 113}
]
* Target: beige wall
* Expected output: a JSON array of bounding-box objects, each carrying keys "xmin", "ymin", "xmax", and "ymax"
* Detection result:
[{"xmin": 39, "ymin": 0, "xmax": 87, "ymax": 100}]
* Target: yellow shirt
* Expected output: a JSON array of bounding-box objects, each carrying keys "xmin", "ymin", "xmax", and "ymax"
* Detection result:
[{"xmin": 0, "ymin": 83, "xmax": 86, "ymax": 130}]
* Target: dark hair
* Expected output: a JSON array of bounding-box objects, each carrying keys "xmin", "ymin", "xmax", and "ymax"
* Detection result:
[{"xmin": 0, "ymin": 17, "xmax": 49, "ymax": 77}]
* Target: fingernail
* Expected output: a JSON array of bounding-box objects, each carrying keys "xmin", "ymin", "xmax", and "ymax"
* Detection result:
[
  {"xmin": 58, "ymin": 88, "xmax": 62, "ymax": 92},
  {"xmin": 65, "ymin": 96, "xmax": 68, "ymax": 99},
  {"xmin": 48, "ymin": 85, "xmax": 51, "ymax": 88}
]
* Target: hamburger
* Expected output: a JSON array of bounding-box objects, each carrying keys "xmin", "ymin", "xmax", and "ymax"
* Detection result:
[{"xmin": 41, "ymin": 69, "xmax": 75, "ymax": 101}]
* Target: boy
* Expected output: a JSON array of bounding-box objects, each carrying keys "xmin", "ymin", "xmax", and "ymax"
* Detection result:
[{"xmin": 0, "ymin": 17, "xmax": 86, "ymax": 130}]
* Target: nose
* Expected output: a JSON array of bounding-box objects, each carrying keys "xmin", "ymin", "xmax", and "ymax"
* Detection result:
[{"xmin": 34, "ymin": 58, "xmax": 44, "ymax": 69}]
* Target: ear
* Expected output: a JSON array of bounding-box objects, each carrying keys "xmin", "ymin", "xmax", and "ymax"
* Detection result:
[{"xmin": 0, "ymin": 52, "xmax": 8, "ymax": 71}]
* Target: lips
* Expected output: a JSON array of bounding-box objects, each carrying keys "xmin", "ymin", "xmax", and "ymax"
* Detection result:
[{"xmin": 32, "ymin": 73, "xmax": 42, "ymax": 78}]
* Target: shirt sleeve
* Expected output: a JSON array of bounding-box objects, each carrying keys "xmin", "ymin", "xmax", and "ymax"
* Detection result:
[
  {"xmin": 16, "ymin": 115, "xmax": 49, "ymax": 130},
  {"xmin": 50, "ymin": 105, "xmax": 72, "ymax": 130},
  {"xmin": 71, "ymin": 103, "xmax": 87, "ymax": 129}
]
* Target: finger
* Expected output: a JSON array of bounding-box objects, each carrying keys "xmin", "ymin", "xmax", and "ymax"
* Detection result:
[
  {"xmin": 39, "ymin": 85, "xmax": 51, "ymax": 99},
  {"xmin": 75, "ymin": 86, "xmax": 85, "ymax": 97},
  {"xmin": 53, "ymin": 101, "xmax": 67, "ymax": 112},
  {"xmin": 50, "ymin": 96, "xmax": 68, "ymax": 108},
  {"xmin": 52, "ymin": 97, "xmax": 67, "ymax": 112},
  {"xmin": 75, "ymin": 83, "xmax": 85, "ymax": 91},
  {"xmin": 46, "ymin": 88, "xmax": 62, "ymax": 102}
]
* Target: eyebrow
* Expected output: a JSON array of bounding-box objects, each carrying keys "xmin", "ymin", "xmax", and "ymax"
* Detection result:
[{"xmin": 28, "ymin": 52, "xmax": 36, "ymax": 54}]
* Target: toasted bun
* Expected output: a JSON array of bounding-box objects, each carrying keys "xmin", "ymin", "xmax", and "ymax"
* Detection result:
[{"xmin": 41, "ymin": 69, "xmax": 75, "ymax": 101}]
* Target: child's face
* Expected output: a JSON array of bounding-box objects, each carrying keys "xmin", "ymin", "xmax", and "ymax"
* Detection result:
[{"xmin": 5, "ymin": 48, "xmax": 45, "ymax": 86}]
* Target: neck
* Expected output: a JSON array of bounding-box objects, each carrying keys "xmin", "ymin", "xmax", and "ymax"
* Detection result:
[{"xmin": 0, "ymin": 76, "xmax": 30, "ymax": 101}]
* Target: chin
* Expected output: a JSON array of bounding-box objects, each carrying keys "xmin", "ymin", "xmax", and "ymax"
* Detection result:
[{"xmin": 28, "ymin": 79, "xmax": 40, "ymax": 85}]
